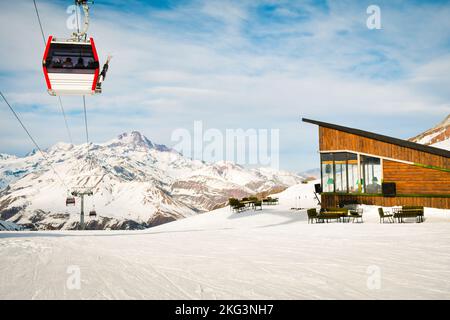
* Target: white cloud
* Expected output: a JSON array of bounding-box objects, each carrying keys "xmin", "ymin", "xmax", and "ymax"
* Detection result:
[{"xmin": 1, "ymin": 0, "xmax": 449, "ymax": 171}]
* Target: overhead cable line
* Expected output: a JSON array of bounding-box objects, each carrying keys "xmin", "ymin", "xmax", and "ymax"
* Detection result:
[
  {"xmin": 58, "ymin": 97, "xmax": 73, "ymax": 144},
  {"xmin": 75, "ymin": 2, "xmax": 81, "ymax": 35},
  {"xmin": 33, "ymin": 0, "xmax": 74, "ymax": 145},
  {"xmin": 82, "ymin": 96, "xmax": 89, "ymax": 144},
  {"xmin": 0, "ymin": 91, "xmax": 68, "ymax": 188},
  {"xmin": 82, "ymin": 95, "xmax": 90, "ymax": 153},
  {"xmin": 33, "ymin": 0, "xmax": 46, "ymax": 45}
]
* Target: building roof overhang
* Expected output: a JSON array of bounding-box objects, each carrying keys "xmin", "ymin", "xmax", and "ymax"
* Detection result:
[{"xmin": 302, "ymin": 118, "xmax": 450, "ymax": 159}]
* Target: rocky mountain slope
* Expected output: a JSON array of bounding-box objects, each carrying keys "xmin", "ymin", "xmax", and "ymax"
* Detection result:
[
  {"xmin": 409, "ymin": 114, "xmax": 450, "ymax": 150},
  {"xmin": 0, "ymin": 131, "xmax": 304, "ymax": 230}
]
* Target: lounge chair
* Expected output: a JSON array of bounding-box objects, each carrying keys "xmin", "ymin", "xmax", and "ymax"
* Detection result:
[
  {"xmin": 262, "ymin": 197, "xmax": 279, "ymax": 205},
  {"xmin": 349, "ymin": 208, "xmax": 363, "ymax": 223},
  {"xmin": 246, "ymin": 197, "xmax": 261, "ymax": 211},
  {"xmin": 229, "ymin": 198, "xmax": 246, "ymax": 213},
  {"xmin": 307, "ymin": 208, "xmax": 319, "ymax": 223},
  {"xmin": 378, "ymin": 208, "xmax": 394, "ymax": 223}
]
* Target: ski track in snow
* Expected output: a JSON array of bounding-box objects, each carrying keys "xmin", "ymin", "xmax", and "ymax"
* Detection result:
[
  {"xmin": 1, "ymin": 202, "xmax": 450, "ymax": 299},
  {"xmin": 1, "ymin": 183, "xmax": 450, "ymax": 299}
]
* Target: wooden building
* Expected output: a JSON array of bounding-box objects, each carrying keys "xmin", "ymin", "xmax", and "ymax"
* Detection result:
[{"xmin": 303, "ymin": 118, "xmax": 450, "ymax": 209}]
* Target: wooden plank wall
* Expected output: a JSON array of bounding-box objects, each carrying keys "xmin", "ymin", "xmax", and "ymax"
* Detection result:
[
  {"xmin": 321, "ymin": 194, "xmax": 450, "ymax": 209},
  {"xmin": 319, "ymin": 127, "xmax": 449, "ymax": 168},
  {"xmin": 383, "ymin": 160, "xmax": 450, "ymax": 195}
]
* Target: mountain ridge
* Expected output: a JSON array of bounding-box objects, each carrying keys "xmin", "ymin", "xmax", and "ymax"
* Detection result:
[
  {"xmin": 0, "ymin": 131, "xmax": 304, "ymax": 230},
  {"xmin": 409, "ymin": 114, "xmax": 450, "ymax": 150}
]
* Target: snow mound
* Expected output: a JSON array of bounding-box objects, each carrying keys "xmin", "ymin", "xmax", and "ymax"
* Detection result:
[{"xmin": 0, "ymin": 196, "xmax": 449, "ymax": 299}]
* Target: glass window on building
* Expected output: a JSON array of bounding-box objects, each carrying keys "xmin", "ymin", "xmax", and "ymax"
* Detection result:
[
  {"xmin": 334, "ymin": 153, "xmax": 348, "ymax": 193},
  {"xmin": 321, "ymin": 153, "xmax": 334, "ymax": 192},
  {"xmin": 361, "ymin": 156, "xmax": 382, "ymax": 194},
  {"xmin": 347, "ymin": 153, "xmax": 359, "ymax": 193}
]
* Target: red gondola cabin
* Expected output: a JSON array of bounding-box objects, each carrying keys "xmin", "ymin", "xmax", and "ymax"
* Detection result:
[{"xmin": 42, "ymin": 36, "xmax": 100, "ymax": 96}]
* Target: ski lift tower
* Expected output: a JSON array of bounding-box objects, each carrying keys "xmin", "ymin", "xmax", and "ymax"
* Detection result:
[
  {"xmin": 72, "ymin": 189, "xmax": 93, "ymax": 230},
  {"xmin": 70, "ymin": 172, "xmax": 106, "ymax": 230}
]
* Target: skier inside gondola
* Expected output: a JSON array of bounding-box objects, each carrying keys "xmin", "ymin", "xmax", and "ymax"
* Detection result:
[
  {"xmin": 75, "ymin": 57, "xmax": 85, "ymax": 68},
  {"xmin": 63, "ymin": 57, "xmax": 73, "ymax": 68}
]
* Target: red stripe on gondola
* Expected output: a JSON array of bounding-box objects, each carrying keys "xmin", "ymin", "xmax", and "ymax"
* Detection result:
[
  {"xmin": 90, "ymin": 37, "xmax": 100, "ymax": 92},
  {"xmin": 42, "ymin": 35, "xmax": 53, "ymax": 90}
]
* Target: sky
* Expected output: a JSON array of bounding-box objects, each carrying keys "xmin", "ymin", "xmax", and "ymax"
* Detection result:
[{"xmin": 0, "ymin": 0, "xmax": 449, "ymax": 172}]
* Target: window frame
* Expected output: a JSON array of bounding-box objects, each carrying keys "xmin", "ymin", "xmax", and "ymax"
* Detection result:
[
  {"xmin": 319, "ymin": 151, "xmax": 383, "ymax": 195},
  {"xmin": 46, "ymin": 43, "xmax": 99, "ymax": 72}
]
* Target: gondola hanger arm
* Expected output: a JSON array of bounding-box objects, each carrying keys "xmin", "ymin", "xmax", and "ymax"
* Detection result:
[{"xmin": 73, "ymin": 0, "xmax": 93, "ymax": 41}]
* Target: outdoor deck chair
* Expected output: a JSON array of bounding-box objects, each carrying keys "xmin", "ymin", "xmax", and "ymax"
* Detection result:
[
  {"xmin": 229, "ymin": 198, "xmax": 246, "ymax": 213},
  {"xmin": 307, "ymin": 208, "xmax": 319, "ymax": 224},
  {"xmin": 349, "ymin": 209, "xmax": 363, "ymax": 223},
  {"xmin": 378, "ymin": 208, "xmax": 394, "ymax": 223}
]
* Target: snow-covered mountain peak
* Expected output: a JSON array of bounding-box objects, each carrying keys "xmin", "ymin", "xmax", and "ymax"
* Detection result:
[
  {"xmin": 213, "ymin": 160, "xmax": 244, "ymax": 171},
  {"xmin": 25, "ymin": 148, "xmax": 38, "ymax": 157},
  {"xmin": 114, "ymin": 131, "xmax": 154, "ymax": 149},
  {"xmin": 410, "ymin": 114, "xmax": 450, "ymax": 150},
  {"xmin": 46, "ymin": 142, "xmax": 74, "ymax": 153},
  {"xmin": 0, "ymin": 132, "xmax": 305, "ymax": 230},
  {"xmin": 105, "ymin": 131, "xmax": 172, "ymax": 153}
]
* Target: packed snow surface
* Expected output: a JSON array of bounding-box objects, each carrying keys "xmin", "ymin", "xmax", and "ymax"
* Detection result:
[{"xmin": 1, "ymin": 182, "xmax": 449, "ymax": 299}]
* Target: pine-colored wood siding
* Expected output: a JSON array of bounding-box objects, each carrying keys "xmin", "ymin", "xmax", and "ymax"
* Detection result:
[
  {"xmin": 319, "ymin": 127, "xmax": 449, "ymax": 169},
  {"xmin": 321, "ymin": 194, "xmax": 450, "ymax": 209},
  {"xmin": 317, "ymin": 126, "xmax": 450, "ymax": 209},
  {"xmin": 383, "ymin": 160, "xmax": 450, "ymax": 195}
]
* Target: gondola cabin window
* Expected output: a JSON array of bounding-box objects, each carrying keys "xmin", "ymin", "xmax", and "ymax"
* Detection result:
[{"xmin": 46, "ymin": 43, "xmax": 98, "ymax": 73}]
